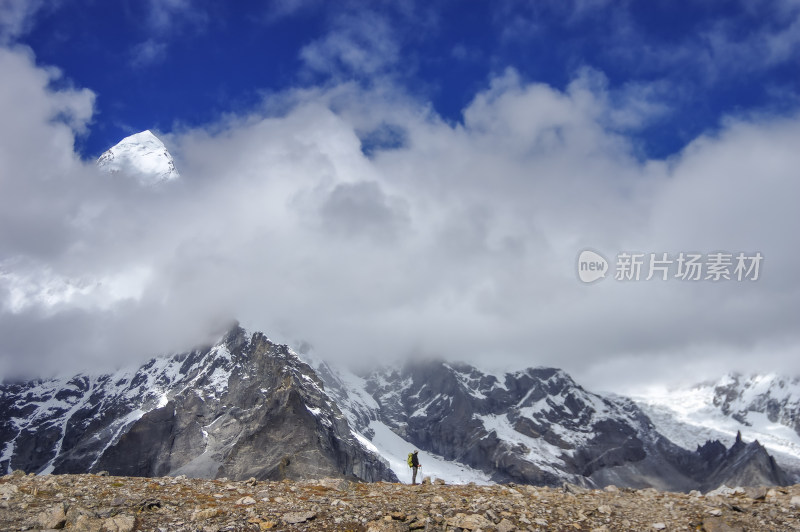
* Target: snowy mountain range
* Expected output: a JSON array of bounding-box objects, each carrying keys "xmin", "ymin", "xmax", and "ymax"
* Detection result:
[
  {"xmin": 0, "ymin": 324, "xmax": 793, "ymax": 491},
  {"xmin": 96, "ymin": 130, "xmax": 179, "ymax": 184}
]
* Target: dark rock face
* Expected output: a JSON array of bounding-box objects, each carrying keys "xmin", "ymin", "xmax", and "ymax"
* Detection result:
[
  {"xmin": 699, "ymin": 432, "xmax": 789, "ymax": 491},
  {"xmin": 0, "ymin": 327, "xmax": 396, "ymax": 483},
  {"xmin": 318, "ymin": 359, "xmax": 791, "ymax": 491}
]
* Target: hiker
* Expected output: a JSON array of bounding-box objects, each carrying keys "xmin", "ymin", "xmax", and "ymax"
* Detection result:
[{"xmin": 407, "ymin": 450, "xmax": 421, "ymax": 485}]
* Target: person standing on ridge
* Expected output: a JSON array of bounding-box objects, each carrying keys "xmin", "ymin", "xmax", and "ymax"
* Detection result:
[{"xmin": 408, "ymin": 450, "xmax": 421, "ymax": 485}]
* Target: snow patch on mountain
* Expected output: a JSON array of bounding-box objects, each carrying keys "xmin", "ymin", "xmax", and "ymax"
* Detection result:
[
  {"xmin": 475, "ymin": 413, "xmax": 564, "ymax": 476},
  {"xmin": 364, "ymin": 421, "xmax": 492, "ymax": 485}
]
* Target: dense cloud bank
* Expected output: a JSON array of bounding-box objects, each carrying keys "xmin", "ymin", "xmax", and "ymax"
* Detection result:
[{"xmin": 0, "ymin": 44, "xmax": 798, "ymax": 389}]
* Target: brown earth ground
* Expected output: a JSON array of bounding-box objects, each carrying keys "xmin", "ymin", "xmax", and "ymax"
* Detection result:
[{"xmin": 2, "ymin": 471, "xmax": 800, "ymax": 531}]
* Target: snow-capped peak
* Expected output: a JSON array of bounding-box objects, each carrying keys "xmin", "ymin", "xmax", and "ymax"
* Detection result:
[{"xmin": 97, "ymin": 130, "xmax": 180, "ymax": 184}]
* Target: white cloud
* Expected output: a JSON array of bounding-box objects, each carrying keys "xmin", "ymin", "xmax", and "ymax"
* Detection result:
[
  {"xmin": 145, "ymin": 0, "xmax": 196, "ymax": 32},
  {"xmin": 1, "ymin": 45, "xmax": 799, "ymax": 392},
  {"xmin": 0, "ymin": 0, "xmax": 46, "ymax": 43},
  {"xmin": 130, "ymin": 39, "xmax": 168, "ymax": 67},
  {"xmin": 299, "ymin": 11, "xmax": 401, "ymax": 78}
]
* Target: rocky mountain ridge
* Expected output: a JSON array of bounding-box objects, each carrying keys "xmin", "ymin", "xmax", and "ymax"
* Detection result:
[{"xmin": 0, "ymin": 326, "xmax": 394, "ymax": 483}]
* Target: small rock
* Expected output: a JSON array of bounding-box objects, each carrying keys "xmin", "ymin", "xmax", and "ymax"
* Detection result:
[
  {"xmin": 137, "ymin": 498, "xmax": 162, "ymax": 511},
  {"xmin": 95, "ymin": 470, "xmax": 109, "ymax": 476},
  {"xmin": 102, "ymin": 514, "xmax": 136, "ymax": 532},
  {"xmin": 193, "ymin": 508, "xmax": 223, "ymax": 521},
  {"xmin": 314, "ymin": 477, "xmax": 350, "ymax": 491},
  {"xmin": 236, "ymin": 496, "xmax": 256, "ymax": 505},
  {"xmin": 446, "ymin": 513, "xmax": 493, "ymax": 530},
  {"xmin": 408, "ymin": 518, "xmax": 427, "ymax": 530},
  {"xmin": 744, "ymin": 486, "xmax": 767, "ymax": 500},
  {"xmin": 689, "ymin": 490, "xmax": 703, "ymax": 498},
  {"xmin": 709, "ymin": 509, "xmax": 723, "ymax": 516},
  {"xmin": 597, "ymin": 504, "xmax": 612, "ymax": 515},
  {"xmin": 0, "ymin": 483, "xmax": 19, "ymax": 499},
  {"xmin": 282, "ymin": 511, "xmax": 316, "ymax": 524},
  {"xmin": 110, "ymin": 496, "xmax": 127, "ymax": 506},
  {"xmin": 366, "ymin": 520, "xmax": 409, "ymax": 532},
  {"xmin": 604, "ymin": 485, "xmax": 619, "ymax": 493},
  {"xmin": 496, "ymin": 518, "xmax": 516, "ymax": 532},
  {"xmin": 421, "ymin": 477, "xmax": 432, "ymax": 485},
  {"xmin": 37, "ymin": 502, "xmax": 67, "ymax": 529},
  {"xmin": 65, "ymin": 505, "xmax": 95, "ymax": 526},
  {"xmin": 433, "ymin": 478, "xmax": 445, "ymax": 485},
  {"xmin": 73, "ymin": 514, "xmax": 103, "ymax": 532},
  {"xmin": 706, "ymin": 485, "xmax": 736, "ymax": 497},
  {"xmin": 702, "ymin": 517, "xmax": 744, "ymax": 532},
  {"xmin": 563, "ymin": 482, "xmax": 589, "ymax": 495},
  {"xmin": 651, "ymin": 523, "xmax": 666, "ymax": 530},
  {"xmin": 432, "ymin": 495, "xmax": 445, "ymax": 504}
]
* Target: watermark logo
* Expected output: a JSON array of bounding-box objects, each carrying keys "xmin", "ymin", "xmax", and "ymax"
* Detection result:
[
  {"xmin": 577, "ymin": 249, "xmax": 609, "ymax": 284},
  {"xmin": 577, "ymin": 250, "xmax": 763, "ymax": 284}
]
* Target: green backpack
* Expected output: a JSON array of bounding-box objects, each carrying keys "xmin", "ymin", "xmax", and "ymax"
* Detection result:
[{"xmin": 407, "ymin": 452, "xmax": 414, "ymax": 468}]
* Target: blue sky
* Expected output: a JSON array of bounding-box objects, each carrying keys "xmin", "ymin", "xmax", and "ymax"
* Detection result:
[
  {"xmin": 13, "ymin": 0, "xmax": 800, "ymax": 159},
  {"xmin": 1, "ymin": 1, "xmax": 800, "ymax": 388}
]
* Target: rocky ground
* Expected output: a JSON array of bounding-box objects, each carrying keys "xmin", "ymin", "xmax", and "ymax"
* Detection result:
[{"xmin": 2, "ymin": 471, "xmax": 800, "ymax": 531}]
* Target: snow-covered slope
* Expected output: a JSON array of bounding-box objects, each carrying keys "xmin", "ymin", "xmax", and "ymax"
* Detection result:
[
  {"xmin": 632, "ymin": 373, "xmax": 800, "ymax": 479},
  {"xmin": 0, "ymin": 339, "xmax": 233, "ymax": 475},
  {"xmin": 96, "ymin": 130, "xmax": 179, "ymax": 184},
  {"xmin": 356, "ymin": 420, "xmax": 493, "ymax": 485}
]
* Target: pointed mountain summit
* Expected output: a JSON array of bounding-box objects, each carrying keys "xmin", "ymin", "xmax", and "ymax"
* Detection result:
[
  {"xmin": 0, "ymin": 326, "xmax": 395, "ymax": 482},
  {"xmin": 97, "ymin": 130, "xmax": 180, "ymax": 184}
]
